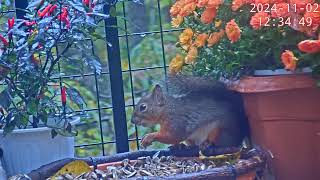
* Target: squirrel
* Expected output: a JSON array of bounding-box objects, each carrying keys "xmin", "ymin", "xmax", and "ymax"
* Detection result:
[{"xmin": 131, "ymin": 74, "xmax": 249, "ymax": 149}]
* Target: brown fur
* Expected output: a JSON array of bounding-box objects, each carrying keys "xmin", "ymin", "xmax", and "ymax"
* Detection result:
[{"xmin": 131, "ymin": 75, "xmax": 247, "ymax": 148}]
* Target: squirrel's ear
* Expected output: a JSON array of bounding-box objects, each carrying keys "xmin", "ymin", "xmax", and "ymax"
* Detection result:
[{"xmin": 152, "ymin": 84, "xmax": 165, "ymax": 106}]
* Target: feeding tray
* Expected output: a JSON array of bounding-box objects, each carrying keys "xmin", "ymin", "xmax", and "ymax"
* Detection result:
[{"xmin": 25, "ymin": 147, "xmax": 267, "ymax": 180}]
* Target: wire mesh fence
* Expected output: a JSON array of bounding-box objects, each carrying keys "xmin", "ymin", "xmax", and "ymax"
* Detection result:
[{"xmin": 1, "ymin": 0, "xmax": 181, "ymax": 157}]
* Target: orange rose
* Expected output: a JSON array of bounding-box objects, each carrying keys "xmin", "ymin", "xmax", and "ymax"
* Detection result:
[
  {"xmin": 197, "ymin": 0, "xmax": 208, "ymax": 7},
  {"xmin": 207, "ymin": 29, "xmax": 225, "ymax": 47},
  {"xmin": 179, "ymin": 2, "xmax": 196, "ymax": 17},
  {"xmin": 169, "ymin": 54, "xmax": 185, "ymax": 74},
  {"xmin": 171, "ymin": 16, "xmax": 184, "ymax": 28},
  {"xmin": 194, "ymin": 33, "xmax": 209, "ymax": 47},
  {"xmin": 231, "ymin": 0, "xmax": 246, "ymax": 11},
  {"xmin": 298, "ymin": 40, "xmax": 320, "ymax": 53},
  {"xmin": 250, "ymin": 12, "xmax": 270, "ymax": 30},
  {"xmin": 200, "ymin": 7, "xmax": 217, "ymax": 24},
  {"xmin": 179, "ymin": 28, "xmax": 194, "ymax": 50},
  {"xmin": 207, "ymin": 0, "xmax": 223, "ymax": 8},
  {"xmin": 281, "ymin": 50, "xmax": 298, "ymax": 71},
  {"xmin": 226, "ymin": 19, "xmax": 241, "ymax": 43},
  {"xmin": 271, "ymin": 3, "xmax": 290, "ymax": 18}
]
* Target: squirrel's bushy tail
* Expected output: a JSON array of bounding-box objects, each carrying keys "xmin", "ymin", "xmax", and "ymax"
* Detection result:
[
  {"xmin": 166, "ymin": 74, "xmax": 250, "ymax": 141},
  {"xmin": 165, "ymin": 74, "xmax": 233, "ymax": 100}
]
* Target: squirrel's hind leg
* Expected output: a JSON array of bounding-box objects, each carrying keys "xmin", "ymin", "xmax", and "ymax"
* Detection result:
[
  {"xmin": 199, "ymin": 127, "xmax": 221, "ymax": 155},
  {"xmin": 206, "ymin": 127, "xmax": 221, "ymax": 145}
]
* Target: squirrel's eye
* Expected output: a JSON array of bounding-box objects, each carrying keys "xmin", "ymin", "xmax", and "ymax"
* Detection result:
[{"xmin": 139, "ymin": 104, "xmax": 147, "ymax": 112}]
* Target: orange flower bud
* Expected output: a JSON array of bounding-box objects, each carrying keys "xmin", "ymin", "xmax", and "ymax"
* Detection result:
[
  {"xmin": 207, "ymin": 29, "xmax": 225, "ymax": 47},
  {"xmin": 194, "ymin": 33, "xmax": 209, "ymax": 47},
  {"xmin": 226, "ymin": 19, "xmax": 241, "ymax": 43},
  {"xmin": 185, "ymin": 46, "xmax": 198, "ymax": 64},
  {"xmin": 298, "ymin": 40, "xmax": 320, "ymax": 53},
  {"xmin": 281, "ymin": 50, "xmax": 298, "ymax": 71},
  {"xmin": 200, "ymin": 7, "xmax": 217, "ymax": 24}
]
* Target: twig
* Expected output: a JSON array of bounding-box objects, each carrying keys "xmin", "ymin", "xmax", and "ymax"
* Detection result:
[{"xmin": 46, "ymin": 42, "xmax": 72, "ymax": 77}]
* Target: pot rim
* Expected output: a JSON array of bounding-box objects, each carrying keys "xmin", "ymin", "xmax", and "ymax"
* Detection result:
[
  {"xmin": 226, "ymin": 74, "xmax": 318, "ymax": 93},
  {"xmin": 253, "ymin": 67, "xmax": 312, "ymax": 76},
  {"xmin": 0, "ymin": 116, "xmax": 80, "ymax": 134}
]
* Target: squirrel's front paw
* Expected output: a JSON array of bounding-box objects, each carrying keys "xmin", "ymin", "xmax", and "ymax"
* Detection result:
[{"xmin": 140, "ymin": 134, "xmax": 154, "ymax": 148}]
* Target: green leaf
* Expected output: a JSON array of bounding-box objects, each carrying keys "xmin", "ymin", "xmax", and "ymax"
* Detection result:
[
  {"xmin": 39, "ymin": 111, "xmax": 48, "ymax": 124},
  {"xmin": 27, "ymin": 100, "xmax": 38, "ymax": 116},
  {"xmin": 91, "ymin": 32, "xmax": 105, "ymax": 41},
  {"xmin": 38, "ymin": 17, "xmax": 54, "ymax": 28},
  {"xmin": 15, "ymin": 114, "xmax": 29, "ymax": 128},
  {"xmin": 68, "ymin": 1, "xmax": 86, "ymax": 13},
  {"xmin": 26, "ymin": 0, "xmax": 43, "ymax": 9},
  {"xmin": 0, "ymin": 88, "xmax": 11, "ymax": 110},
  {"xmin": 66, "ymin": 87, "xmax": 86, "ymax": 109},
  {"xmin": 86, "ymin": 12, "xmax": 110, "ymax": 19},
  {"xmin": 109, "ymin": 6, "xmax": 117, "ymax": 17},
  {"xmin": 83, "ymin": 55, "xmax": 102, "ymax": 74}
]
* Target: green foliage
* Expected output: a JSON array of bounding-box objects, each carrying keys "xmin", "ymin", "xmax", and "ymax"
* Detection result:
[
  {"xmin": 0, "ymin": 0, "xmax": 176, "ymax": 157},
  {"xmin": 70, "ymin": 0, "xmax": 177, "ymax": 157},
  {"xmin": 175, "ymin": 1, "xmax": 320, "ymax": 80},
  {"xmin": 0, "ymin": 0, "xmax": 112, "ymax": 136}
]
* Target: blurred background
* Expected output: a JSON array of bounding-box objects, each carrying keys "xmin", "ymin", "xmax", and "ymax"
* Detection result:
[{"xmin": 0, "ymin": 0, "xmax": 180, "ymax": 157}]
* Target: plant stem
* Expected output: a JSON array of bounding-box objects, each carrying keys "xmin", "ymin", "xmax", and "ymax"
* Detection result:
[{"xmin": 46, "ymin": 42, "xmax": 72, "ymax": 77}]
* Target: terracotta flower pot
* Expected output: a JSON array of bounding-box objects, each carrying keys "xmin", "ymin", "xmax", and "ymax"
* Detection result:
[{"xmin": 229, "ymin": 74, "xmax": 320, "ymax": 180}]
